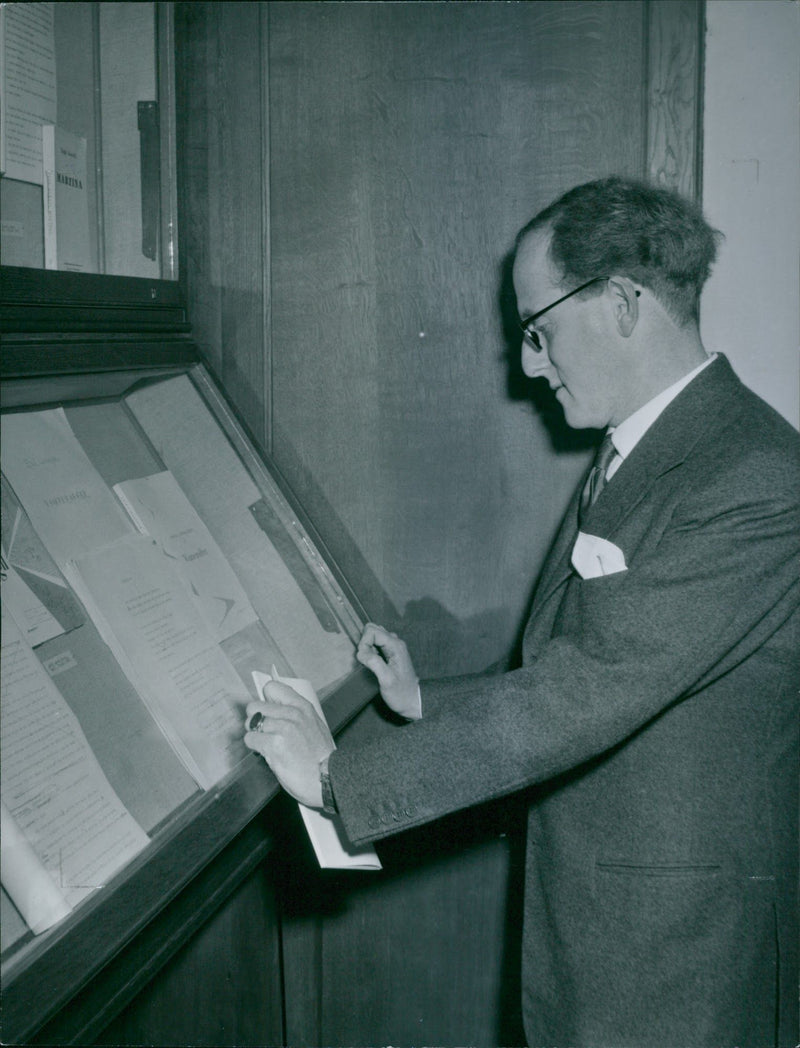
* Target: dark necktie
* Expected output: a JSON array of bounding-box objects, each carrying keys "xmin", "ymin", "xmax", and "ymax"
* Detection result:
[{"xmin": 578, "ymin": 433, "xmax": 617, "ymax": 526}]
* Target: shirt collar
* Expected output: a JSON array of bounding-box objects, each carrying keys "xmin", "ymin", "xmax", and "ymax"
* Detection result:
[{"xmin": 609, "ymin": 354, "xmax": 717, "ymax": 463}]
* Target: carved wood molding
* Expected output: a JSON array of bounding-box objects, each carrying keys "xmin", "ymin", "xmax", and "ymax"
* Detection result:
[{"xmin": 645, "ymin": 0, "xmax": 705, "ymax": 199}]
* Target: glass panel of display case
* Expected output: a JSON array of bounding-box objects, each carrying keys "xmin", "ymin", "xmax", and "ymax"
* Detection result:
[
  {"xmin": 0, "ymin": 2, "xmax": 177, "ymax": 279},
  {"xmin": 0, "ymin": 363, "xmax": 364, "ymax": 977}
]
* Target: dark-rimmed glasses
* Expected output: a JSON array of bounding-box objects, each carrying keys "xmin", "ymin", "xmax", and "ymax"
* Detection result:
[{"xmin": 519, "ymin": 277, "xmax": 605, "ymax": 351}]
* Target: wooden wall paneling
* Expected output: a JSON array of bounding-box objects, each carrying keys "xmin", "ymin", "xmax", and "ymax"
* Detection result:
[
  {"xmin": 266, "ymin": 5, "xmax": 652, "ymax": 1044},
  {"xmin": 172, "ymin": 3, "xmax": 704, "ymax": 1046},
  {"xmin": 267, "ymin": 1, "xmax": 646, "ymax": 681},
  {"xmin": 94, "ymin": 857, "xmax": 284, "ymax": 1047},
  {"xmin": 281, "ymin": 836, "xmax": 524, "ymax": 1046},
  {"xmin": 176, "ymin": 1, "xmax": 270, "ymax": 449},
  {"xmin": 645, "ymin": 0, "xmax": 705, "ymax": 198},
  {"xmin": 280, "ymin": 769, "xmax": 528, "ymax": 1047}
]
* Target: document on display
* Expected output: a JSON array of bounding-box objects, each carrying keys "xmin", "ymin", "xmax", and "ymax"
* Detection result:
[
  {"xmin": 0, "ymin": 561, "xmax": 64, "ymax": 647},
  {"xmin": 0, "ymin": 2, "xmax": 57, "ymax": 183},
  {"xmin": 125, "ymin": 376, "xmax": 357, "ymax": 694},
  {"xmin": 114, "ymin": 470, "xmax": 259, "ymax": 644},
  {"xmin": 65, "ymin": 535, "xmax": 252, "ymax": 789},
  {"xmin": 1, "ymin": 473, "xmax": 84, "ymax": 646},
  {"xmin": 0, "ymin": 408, "xmax": 134, "ymax": 567},
  {"xmin": 0, "ymin": 609, "xmax": 150, "ymax": 933}
]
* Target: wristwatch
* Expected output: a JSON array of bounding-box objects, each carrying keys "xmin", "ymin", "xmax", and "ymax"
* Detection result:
[{"xmin": 319, "ymin": 755, "xmax": 337, "ymax": 815}]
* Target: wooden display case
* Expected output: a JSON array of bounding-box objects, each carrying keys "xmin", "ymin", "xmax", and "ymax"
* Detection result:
[
  {"xmin": 0, "ymin": 325, "xmax": 377, "ymax": 1045},
  {"xmin": 1, "ymin": 10, "xmax": 380, "ymax": 1037}
]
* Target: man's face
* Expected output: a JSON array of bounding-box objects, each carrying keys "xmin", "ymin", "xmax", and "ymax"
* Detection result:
[{"xmin": 512, "ymin": 229, "xmax": 620, "ymax": 430}]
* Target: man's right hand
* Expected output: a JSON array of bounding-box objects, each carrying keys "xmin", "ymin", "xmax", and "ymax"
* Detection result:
[{"xmin": 356, "ymin": 623, "xmax": 421, "ymax": 720}]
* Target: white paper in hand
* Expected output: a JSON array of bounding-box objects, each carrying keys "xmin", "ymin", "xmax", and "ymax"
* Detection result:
[{"xmin": 252, "ymin": 669, "xmax": 381, "ymax": 871}]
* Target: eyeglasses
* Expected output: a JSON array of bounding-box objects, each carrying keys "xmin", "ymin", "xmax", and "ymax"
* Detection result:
[{"xmin": 519, "ymin": 277, "xmax": 605, "ymax": 351}]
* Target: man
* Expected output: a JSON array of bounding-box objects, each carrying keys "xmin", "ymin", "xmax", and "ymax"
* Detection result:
[{"xmin": 245, "ymin": 177, "xmax": 800, "ymax": 1047}]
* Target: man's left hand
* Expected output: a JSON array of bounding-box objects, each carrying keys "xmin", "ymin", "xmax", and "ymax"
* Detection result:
[{"xmin": 244, "ymin": 681, "xmax": 335, "ymax": 808}]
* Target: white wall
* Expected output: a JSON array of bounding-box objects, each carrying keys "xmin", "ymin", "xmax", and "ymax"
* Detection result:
[{"xmin": 701, "ymin": 0, "xmax": 799, "ymax": 428}]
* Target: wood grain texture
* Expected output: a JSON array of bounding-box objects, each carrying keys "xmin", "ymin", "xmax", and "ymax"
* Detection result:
[
  {"xmin": 280, "ymin": 704, "xmax": 528, "ymax": 1046},
  {"xmin": 94, "ymin": 860, "xmax": 283, "ymax": 1048},
  {"xmin": 267, "ymin": 1, "xmax": 645, "ymax": 680},
  {"xmin": 176, "ymin": 1, "xmax": 269, "ymax": 447},
  {"xmin": 645, "ymin": 0, "xmax": 704, "ymax": 198}
]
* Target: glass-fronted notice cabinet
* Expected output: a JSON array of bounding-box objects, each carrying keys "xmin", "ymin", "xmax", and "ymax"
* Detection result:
[
  {"xmin": 0, "ymin": 354, "xmax": 375, "ymax": 1045},
  {"xmin": 1, "ymin": 1, "xmax": 177, "ymax": 279},
  {"xmin": 0, "ymin": 4, "xmax": 377, "ymax": 1042}
]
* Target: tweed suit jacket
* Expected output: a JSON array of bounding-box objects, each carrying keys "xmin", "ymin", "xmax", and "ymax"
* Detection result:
[{"xmin": 330, "ymin": 356, "xmax": 800, "ymax": 1047}]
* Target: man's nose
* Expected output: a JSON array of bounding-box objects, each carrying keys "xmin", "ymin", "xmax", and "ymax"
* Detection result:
[{"xmin": 521, "ymin": 341, "xmax": 553, "ymax": 380}]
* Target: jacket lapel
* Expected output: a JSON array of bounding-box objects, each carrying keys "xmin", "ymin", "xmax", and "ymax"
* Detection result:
[
  {"xmin": 529, "ymin": 356, "xmax": 741, "ymax": 614},
  {"xmin": 578, "ymin": 355, "xmax": 740, "ymax": 539}
]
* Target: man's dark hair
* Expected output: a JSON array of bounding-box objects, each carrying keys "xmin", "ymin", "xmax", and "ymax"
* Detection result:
[{"xmin": 517, "ymin": 176, "xmax": 723, "ymax": 325}]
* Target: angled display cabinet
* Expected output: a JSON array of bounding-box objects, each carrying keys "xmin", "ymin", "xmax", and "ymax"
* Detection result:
[
  {"xmin": 0, "ymin": 5, "xmax": 376, "ymax": 1041},
  {"xmin": 0, "ymin": 329, "xmax": 377, "ymax": 1046}
]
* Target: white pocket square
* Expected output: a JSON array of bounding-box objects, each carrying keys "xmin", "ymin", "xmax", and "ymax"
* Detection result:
[{"xmin": 571, "ymin": 531, "xmax": 627, "ymax": 579}]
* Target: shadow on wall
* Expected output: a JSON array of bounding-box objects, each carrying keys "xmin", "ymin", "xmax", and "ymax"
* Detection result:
[
  {"xmin": 395, "ymin": 595, "xmax": 520, "ymax": 679},
  {"xmin": 269, "ymin": 422, "xmax": 525, "ymax": 677}
]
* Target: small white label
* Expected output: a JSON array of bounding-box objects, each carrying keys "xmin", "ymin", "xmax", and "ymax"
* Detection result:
[{"xmin": 43, "ymin": 650, "xmax": 78, "ymax": 676}]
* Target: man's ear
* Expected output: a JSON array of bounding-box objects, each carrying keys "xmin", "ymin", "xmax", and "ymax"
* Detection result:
[{"xmin": 607, "ymin": 276, "xmax": 640, "ymax": 338}]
